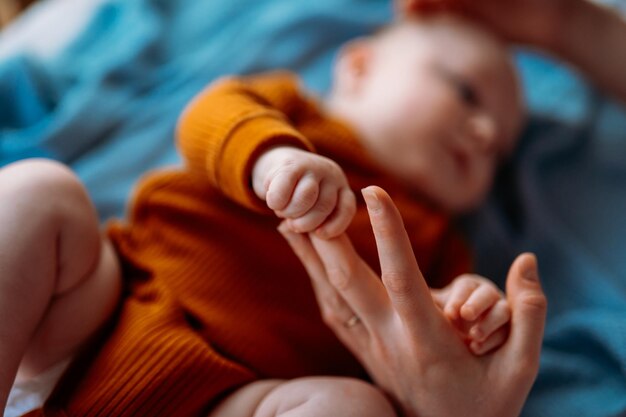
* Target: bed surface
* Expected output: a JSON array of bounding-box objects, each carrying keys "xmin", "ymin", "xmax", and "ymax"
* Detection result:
[{"xmin": 1, "ymin": 1, "xmax": 626, "ymax": 416}]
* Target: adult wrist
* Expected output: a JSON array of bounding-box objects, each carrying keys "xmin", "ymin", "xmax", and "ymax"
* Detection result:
[
  {"xmin": 549, "ymin": 0, "xmax": 595, "ymax": 59},
  {"xmin": 533, "ymin": 0, "xmax": 571, "ymax": 53}
]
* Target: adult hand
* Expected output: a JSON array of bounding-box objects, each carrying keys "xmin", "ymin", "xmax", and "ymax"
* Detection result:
[
  {"xmin": 396, "ymin": 0, "xmax": 564, "ymax": 48},
  {"xmin": 398, "ymin": 0, "xmax": 626, "ymax": 116},
  {"xmin": 279, "ymin": 186, "xmax": 547, "ymax": 417}
]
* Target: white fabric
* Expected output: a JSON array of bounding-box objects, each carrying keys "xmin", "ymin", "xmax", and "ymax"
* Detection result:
[
  {"xmin": 4, "ymin": 359, "xmax": 71, "ymax": 417},
  {"xmin": 0, "ymin": 0, "xmax": 108, "ymax": 61}
]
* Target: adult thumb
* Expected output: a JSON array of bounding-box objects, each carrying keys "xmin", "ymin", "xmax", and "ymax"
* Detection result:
[{"xmin": 505, "ymin": 253, "xmax": 547, "ymax": 368}]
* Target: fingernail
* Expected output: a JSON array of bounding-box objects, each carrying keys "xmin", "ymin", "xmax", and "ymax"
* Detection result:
[
  {"xmin": 522, "ymin": 254, "xmax": 539, "ymax": 282},
  {"xmin": 361, "ymin": 187, "xmax": 381, "ymax": 210},
  {"xmin": 470, "ymin": 327, "xmax": 483, "ymax": 340},
  {"xmin": 523, "ymin": 268, "xmax": 537, "ymax": 281}
]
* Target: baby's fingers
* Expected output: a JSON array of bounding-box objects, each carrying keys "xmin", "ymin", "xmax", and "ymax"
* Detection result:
[
  {"xmin": 469, "ymin": 325, "xmax": 509, "ymax": 356},
  {"xmin": 442, "ymin": 275, "xmax": 480, "ymax": 320},
  {"xmin": 288, "ymin": 182, "xmax": 338, "ymax": 233},
  {"xmin": 266, "ymin": 170, "xmax": 300, "ymax": 212},
  {"xmin": 315, "ymin": 188, "xmax": 357, "ymax": 239},
  {"xmin": 468, "ymin": 298, "xmax": 511, "ymax": 342},
  {"xmin": 459, "ymin": 282, "xmax": 503, "ymax": 322},
  {"xmin": 277, "ymin": 174, "xmax": 320, "ymax": 219}
]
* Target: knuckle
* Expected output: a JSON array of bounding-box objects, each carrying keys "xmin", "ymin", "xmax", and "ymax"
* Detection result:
[
  {"xmin": 274, "ymin": 160, "xmax": 300, "ymax": 177},
  {"xmin": 266, "ymin": 188, "xmax": 287, "ymax": 207},
  {"xmin": 324, "ymin": 293, "xmax": 345, "ymax": 311},
  {"xmin": 464, "ymin": 274, "xmax": 488, "ymax": 286},
  {"xmin": 324, "ymin": 157, "xmax": 342, "ymax": 172},
  {"xmin": 327, "ymin": 266, "xmax": 353, "ymax": 291},
  {"xmin": 315, "ymin": 197, "xmax": 337, "ymax": 216},
  {"xmin": 292, "ymin": 183, "xmax": 319, "ymax": 211},
  {"xmin": 520, "ymin": 292, "xmax": 548, "ymax": 313},
  {"xmin": 382, "ymin": 270, "xmax": 413, "ymax": 295},
  {"xmin": 321, "ymin": 309, "xmax": 343, "ymax": 327},
  {"xmin": 454, "ymin": 274, "xmax": 475, "ymax": 283},
  {"xmin": 484, "ymin": 284, "xmax": 501, "ymax": 298},
  {"xmin": 372, "ymin": 221, "xmax": 396, "ymax": 240}
]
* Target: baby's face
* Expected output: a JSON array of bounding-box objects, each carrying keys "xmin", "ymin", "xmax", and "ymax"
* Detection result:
[{"xmin": 331, "ymin": 16, "xmax": 523, "ymax": 212}]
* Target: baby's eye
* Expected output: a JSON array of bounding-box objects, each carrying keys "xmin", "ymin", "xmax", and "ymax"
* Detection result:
[
  {"xmin": 434, "ymin": 65, "xmax": 480, "ymax": 107},
  {"xmin": 453, "ymin": 80, "xmax": 479, "ymax": 107}
]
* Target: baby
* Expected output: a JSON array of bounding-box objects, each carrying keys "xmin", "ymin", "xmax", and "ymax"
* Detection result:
[{"xmin": 0, "ymin": 14, "xmax": 524, "ymax": 417}]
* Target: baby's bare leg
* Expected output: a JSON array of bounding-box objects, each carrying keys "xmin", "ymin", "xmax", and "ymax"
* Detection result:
[
  {"xmin": 0, "ymin": 159, "xmax": 121, "ymax": 411},
  {"xmin": 210, "ymin": 377, "xmax": 396, "ymax": 417}
]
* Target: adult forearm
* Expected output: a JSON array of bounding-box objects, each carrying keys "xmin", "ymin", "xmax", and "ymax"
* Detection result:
[{"xmin": 552, "ymin": 0, "xmax": 626, "ymax": 104}]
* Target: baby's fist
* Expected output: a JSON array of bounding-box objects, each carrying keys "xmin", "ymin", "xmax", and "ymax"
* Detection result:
[
  {"xmin": 432, "ymin": 275, "xmax": 511, "ymax": 356},
  {"xmin": 252, "ymin": 146, "xmax": 356, "ymax": 238}
]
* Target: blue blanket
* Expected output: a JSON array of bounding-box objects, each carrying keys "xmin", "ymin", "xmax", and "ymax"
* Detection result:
[
  {"xmin": 471, "ymin": 55, "xmax": 626, "ymax": 416},
  {"xmin": 1, "ymin": 0, "xmax": 391, "ymax": 218},
  {"xmin": 1, "ymin": 1, "xmax": 625, "ymax": 415}
]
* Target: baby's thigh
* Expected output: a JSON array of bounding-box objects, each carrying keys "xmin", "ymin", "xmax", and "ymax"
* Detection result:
[
  {"xmin": 210, "ymin": 377, "xmax": 397, "ymax": 417},
  {"xmin": 2, "ymin": 159, "xmax": 123, "ymax": 380},
  {"xmin": 18, "ymin": 236, "xmax": 122, "ymax": 380}
]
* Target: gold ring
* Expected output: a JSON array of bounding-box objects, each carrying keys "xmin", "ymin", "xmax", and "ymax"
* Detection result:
[{"xmin": 344, "ymin": 315, "xmax": 361, "ymax": 328}]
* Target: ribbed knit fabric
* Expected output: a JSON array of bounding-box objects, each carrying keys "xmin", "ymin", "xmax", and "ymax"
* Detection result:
[{"xmin": 28, "ymin": 71, "xmax": 471, "ymax": 417}]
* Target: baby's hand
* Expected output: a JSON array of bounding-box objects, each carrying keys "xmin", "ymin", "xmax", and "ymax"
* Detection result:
[
  {"xmin": 252, "ymin": 146, "xmax": 356, "ymax": 238},
  {"xmin": 431, "ymin": 275, "xmax": 511, "ymax": 356}
]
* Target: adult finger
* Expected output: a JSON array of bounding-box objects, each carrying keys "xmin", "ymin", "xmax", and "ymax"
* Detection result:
[
  {"xmin": 277, "ymin": 223, "xmax": 369, "ymax": 349},
  {"xmin": 503, "ymin": 253, "xmax": 547, "ymax": 370},
  {"xmin": 309, "ymin": 232, "xmax": 390, "ymax": 327},
  {"xmin": 362, "ymin": 186, "xmax": 441, "ymax": 336}
]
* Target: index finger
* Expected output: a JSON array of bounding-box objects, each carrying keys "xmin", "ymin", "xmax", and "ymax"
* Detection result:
[{"xmin": 361, "ymin": 186, "xmax": 441, "ymax": 335}]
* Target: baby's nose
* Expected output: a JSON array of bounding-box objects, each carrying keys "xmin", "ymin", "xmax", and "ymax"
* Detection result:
[{"xmin": 466, "ymin": 113, "xmax": 498, "ymax": 154}]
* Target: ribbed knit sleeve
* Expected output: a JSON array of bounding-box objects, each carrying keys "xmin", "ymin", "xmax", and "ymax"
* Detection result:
[{"xmin": 176, "ymin": 72, "xmax": 316, "ymax": 212}]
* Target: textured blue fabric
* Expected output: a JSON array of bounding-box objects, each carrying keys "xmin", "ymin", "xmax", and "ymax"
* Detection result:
[
  {"xmin": 1, "ymin": 1, "xmax": 625, "ymax": 415},
  {"xmin": 470, "ymin": 53, "xmax": 626, "ymax": 417},
  {"xmin": 0, "ymin": 0, "xmax": 391, "ymax": 219}
]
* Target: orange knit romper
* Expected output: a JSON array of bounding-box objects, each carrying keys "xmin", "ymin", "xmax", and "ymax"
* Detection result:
[{"xmin": 28, "ymin": 72, "xmax": 471, "ymax": 417}]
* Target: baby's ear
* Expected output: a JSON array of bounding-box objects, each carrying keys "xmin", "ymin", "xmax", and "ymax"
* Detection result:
[{"xmin": 332, "ymin": 39, "xmax": 373, "ymax": 96}]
